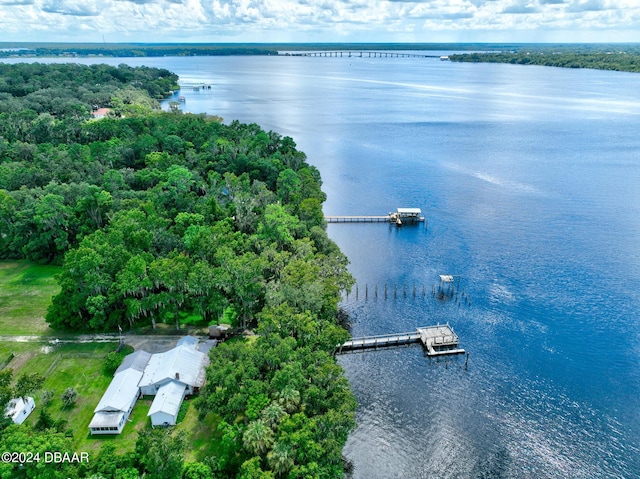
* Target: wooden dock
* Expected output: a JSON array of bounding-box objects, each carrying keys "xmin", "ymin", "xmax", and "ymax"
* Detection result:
[
  {"xmin": 336, "ymin": 324, "xmax": 464, "ymax": 357},
  {"xmin": 325, "ymin": 208, "xmax": 425, "ymax": 225}
]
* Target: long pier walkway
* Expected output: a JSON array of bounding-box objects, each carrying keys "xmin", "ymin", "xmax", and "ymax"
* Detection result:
[
  {"xmin": 326, "ymin": 208, "xmax": 425, "ymax": 225},
  {"xmin": 325, "ymin": 215, "xmax": 396, "ymax": 223},
  {"xmin": 336, "ymin": 324, "xmax": 465, "ymax": 357}
]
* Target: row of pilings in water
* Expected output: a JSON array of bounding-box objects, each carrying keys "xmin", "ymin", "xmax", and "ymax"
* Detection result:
[{"xmin": 343, "ymin": 283, "xmax": 472, "ymax": 307}]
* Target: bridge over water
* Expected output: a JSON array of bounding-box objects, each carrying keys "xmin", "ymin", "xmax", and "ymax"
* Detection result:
[{"xmin": 280, "ymin": 51, "xmax": 443, "ymax": 59}]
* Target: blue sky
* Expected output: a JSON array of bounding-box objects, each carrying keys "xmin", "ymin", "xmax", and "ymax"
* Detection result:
[{"xmin": 0, "ymin": 0, "xmax": 638, "ymax": 44}]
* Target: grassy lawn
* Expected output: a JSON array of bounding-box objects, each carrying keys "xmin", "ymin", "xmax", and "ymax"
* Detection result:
[
  {"xmin": 8, "ymin": 342, "xmax": 160, "ymax": 456},
  {"xmin": 16, "ymin": 343, "xmax": 118, "ymax": 439},
  {"xmin": 0, "ymin": 260, "xmax": 60, "ymax": 335},
  {"xmin": 177, "ymin": 403, "xmax": 221, "ymax": 462},
  {"xmin": 78, "ymin": 398, "xmax": 155, "ymax": 455}
]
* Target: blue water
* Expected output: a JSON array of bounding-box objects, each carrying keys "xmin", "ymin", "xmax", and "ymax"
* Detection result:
[{"xmin": 14, "ymin": 54, "xmax": 640, "ymax": 477}]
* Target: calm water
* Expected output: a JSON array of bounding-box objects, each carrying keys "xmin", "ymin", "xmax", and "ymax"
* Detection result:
[{"xmin": 14, "ymin": 54, "xmax": 640, "ymax": 477}]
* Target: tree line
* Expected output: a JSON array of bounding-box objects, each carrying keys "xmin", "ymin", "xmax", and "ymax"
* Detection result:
[
  {"xmin": 0, "ymin": 44, "xmax": 279, "ymax": 58},
  {"xmin": 0, "ymin": 62, "xmax": 356, "ymax": 478},
  {"xmin": 449, "ymin": 50, "xmax": 640, "ymax": 73}
]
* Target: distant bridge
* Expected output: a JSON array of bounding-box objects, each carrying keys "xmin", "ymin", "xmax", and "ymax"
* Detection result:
[{"xmin": 280, "ymin": 51, "xmax": 442, "ymax": 59}]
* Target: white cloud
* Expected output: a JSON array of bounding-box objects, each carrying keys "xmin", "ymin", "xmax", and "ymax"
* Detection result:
[
  {"xmin": 42, "ymin": 0, "xmax": 102, "ymax": 16},
  {"xmin": 566, "ymin": 0, "xmax": 608, "ymax": 12},
  {"xmin": 0, "ymin": 0, "xmax": 639, "ymax": 42},
  {"xmin": 502, "ymin": 1, "xmax": 539, "ymax": 14}
]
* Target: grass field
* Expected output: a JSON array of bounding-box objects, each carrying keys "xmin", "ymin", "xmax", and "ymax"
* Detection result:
[
  {"xmin": 177, "ymin": 406, "xmax": 221, "ymax": 462},
  {"xmin": 0, "ymin": 260, "xmax": 60, "ymax": 335},
  {"xmin": 12, "ymin": 342, "xmax": 122, "ymax": 448}
]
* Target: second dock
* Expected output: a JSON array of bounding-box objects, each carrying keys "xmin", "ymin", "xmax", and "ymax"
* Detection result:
[{"xmin": 325, "ymin": 208, "xmax": 424, "ymax": 225}]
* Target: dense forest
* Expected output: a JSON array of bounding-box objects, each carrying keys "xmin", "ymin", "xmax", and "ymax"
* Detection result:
[
  {"xmin": 0, "ymin": 44, "xmax": 279, "ymax": 58},
  {"xmin": 0, "ymin": 62, "xmax": 356, "ymax": 478},
  {"xmin": 450, "ymin": 48, "xmax": 640, "ymax": 73}
]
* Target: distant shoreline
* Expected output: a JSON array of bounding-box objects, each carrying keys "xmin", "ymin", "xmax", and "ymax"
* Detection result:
[
  {"xmin": 1, "ymin": 42, "xmax": 638, "ymax": 58},
  {"xmin": 2, "ymin": 43, "xmax": 639, "ymax": 74},
  {"xmin": 449, "ymin": 50, "xmax": 640, "ymax": 74}
]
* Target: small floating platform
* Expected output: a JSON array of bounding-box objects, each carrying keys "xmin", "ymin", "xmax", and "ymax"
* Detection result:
[
  {"xmin": 336, "ymin": 324, "xmax": 464, "ymax": 356},
  {"xmin": 325, "ymin": 208, "xmax": 425, "ymax": 225}
]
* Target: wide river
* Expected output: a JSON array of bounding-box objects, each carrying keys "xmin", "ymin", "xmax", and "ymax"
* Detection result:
[{"xmin": 16, "ymin": 53, "xmax": 640, "ymax": 478}]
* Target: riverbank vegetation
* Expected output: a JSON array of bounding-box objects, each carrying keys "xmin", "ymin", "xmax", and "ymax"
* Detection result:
[
  {"xmin": 450, "ymin": 45, "xmax": 640, "ymax": 73},
  {"xmin": 0, "ymin": 62, "xmax": 356, "ymax": 478}
]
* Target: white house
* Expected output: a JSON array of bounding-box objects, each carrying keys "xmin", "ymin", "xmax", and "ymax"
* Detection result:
[
  {"xmin": 88, "ymin": 368, "xmax": 143, "ymax": 435},
  {"xmin": 89, "ymin": 338, "xmax": 208, "ymax": 434},
  {"xmin": 116, "ymin": 350, "xmax": 152, "ymax": 375},
  {"xmin": 138, "ymin": 342, "xmax": 207, "ymax": 396},
  {"xmin": 148, "ymin": 380, "xmax": 187, "ymax": 427},
  {"xmin": 89, "ymin": 350, "xmax": 151, "ymax": 435},
  {"xmin": 5, "ymin": 396, "xmax": 35, "ymax": 425}
]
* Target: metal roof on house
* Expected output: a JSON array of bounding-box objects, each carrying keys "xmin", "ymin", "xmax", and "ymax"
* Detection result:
[
  {"xmin": 4, "ymin": 396, "xmax": 34, "ymax": 423},
  {"xmin": 176, "ymin": 336, "xmax": 199, "ymax": 349},
  {"xmin": 197, "ymin": 339, "xmax": 217, "ymax": 355},
  {"xmin": 138, "ymin": 344, "xmax": 207, "ymax": 389},
  {"xmin": 147, "ymin": 381, "xmax": 186, "ymax": 418},
  {"xmin": 89, "ymin": 410, "xmax": 125, "ymax": 429},
  {"xmin": 94, "ymin": 369, "xmax": 143, "ymax": 413},
  {"xmin": 116, "ymin": 350, "xmax": 152, "ymax": 374}
]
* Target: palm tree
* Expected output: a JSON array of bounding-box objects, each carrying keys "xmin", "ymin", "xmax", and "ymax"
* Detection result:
[
  {"xmin": 261, "ymin": 402, "xmax": 287, "ymax": 429},
  {"xmin": 278, "ymin": 387, "xmax": 300, "ymax": 414},
  {"xmin": 243, "ymin": 419, "xmax": 275, "ymax": 456},
  {"xmin": 267, "ymin": 441, "xmax": 295, "ymax": 477}
]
